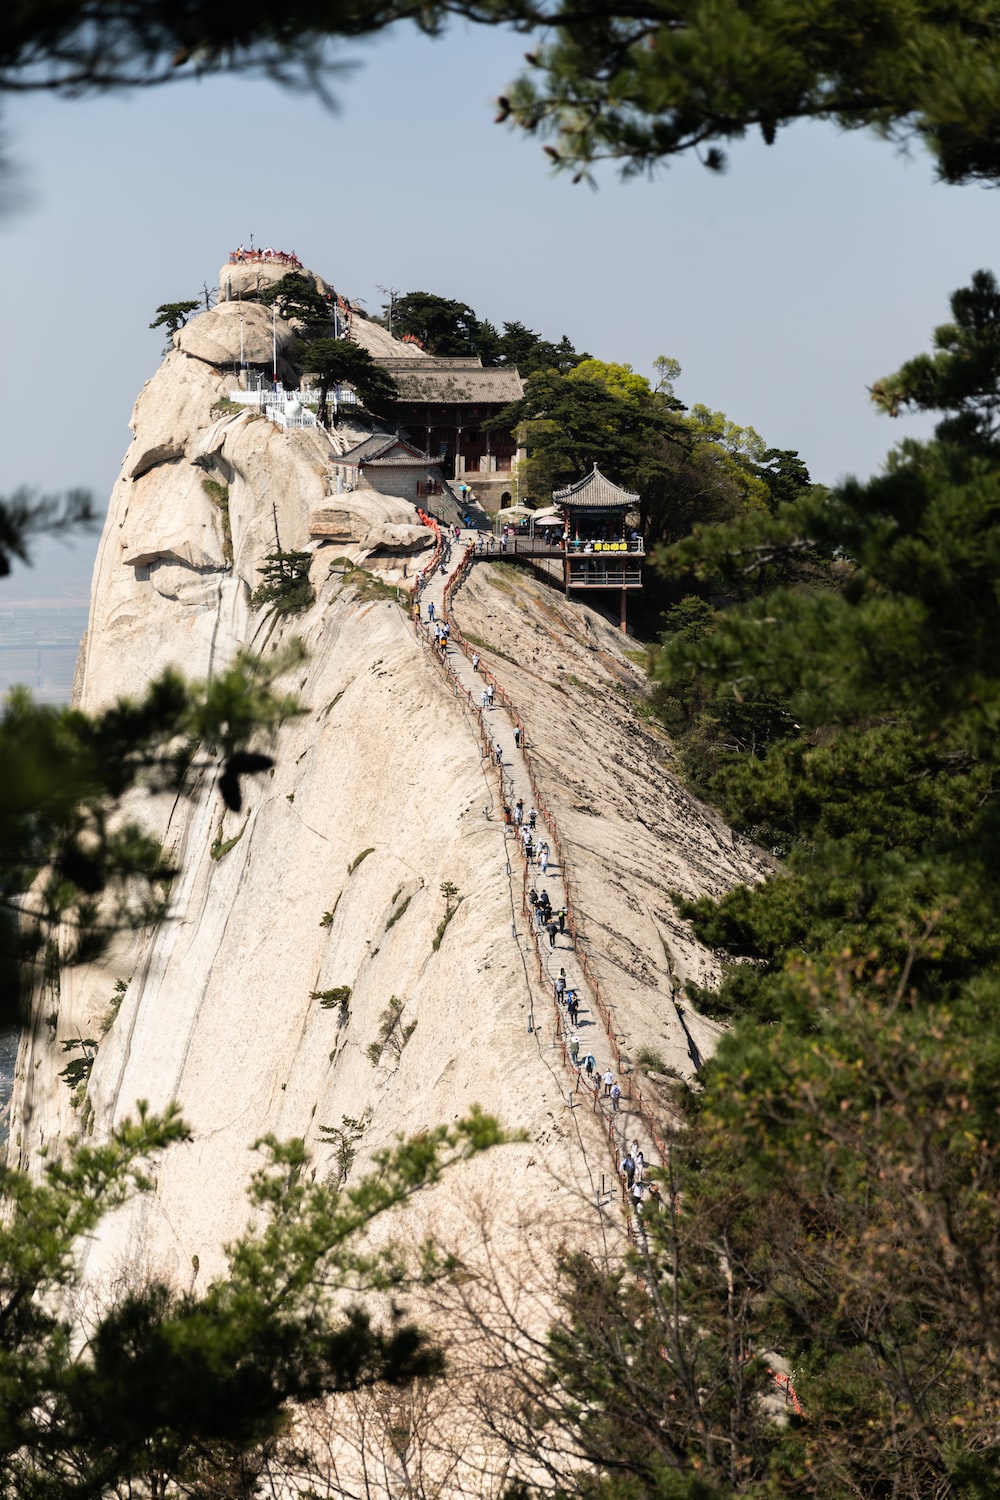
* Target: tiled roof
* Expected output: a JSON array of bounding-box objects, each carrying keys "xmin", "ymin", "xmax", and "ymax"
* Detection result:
[
  {"xmin": 376, "ymin": 356, "xmax": 524, "ymax": 405},
  {"xmin": 337, "ymin": 433, "xmax": 437, "ymax": 467},
  {"xmin": 552, "ymin": 465, "xmax": 640, "ymax": 509},
  {"xmin": 365, "ymin": 454, "xmax": 442, "ymax": 468}
]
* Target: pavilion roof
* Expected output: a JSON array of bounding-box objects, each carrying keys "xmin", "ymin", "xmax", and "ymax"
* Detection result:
[
  {"xmin": 375, "ymin": 356, "xmax": 523, "ymax": 405},
  {"xmin": 552, "ymin": 465, "xmax": 640, "ymax": 509},
  {"xmin": 336, "ymin": 432, "xmax": 438, "ymax": 468}
]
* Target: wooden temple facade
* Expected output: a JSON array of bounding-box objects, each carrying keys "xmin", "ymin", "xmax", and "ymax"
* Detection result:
[{"xmin": 376, "ymin": 356, "xmax": 524, "ymax": 510}]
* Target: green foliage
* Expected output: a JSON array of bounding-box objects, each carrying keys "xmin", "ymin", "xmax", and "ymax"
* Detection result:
[
  {"xmin": 493, "ymin": 319, "xmax": 587, "ymax": 375},
  {"xmin": 318, "ymin": 1110, "xmax": 371, "ymax": 1184},
  {"xmin": 149, "ymin": 299, "xmax": 199, "ymax": 337},
  {"xmin": 494, "ymin": 359, "xmax": 682, "ymax": 508},
  {"xmin": 650, "ymin": 595, "xmax": 800, "ymax": 826},
  {"xmin": 524, "ymin": 966, "xmax": 1000, "ymax": 1499},
  {"xmin": 385, "ymin": 892, "xmax": 413, "ymax": 931},
  {"xmin": 209, "ymin": 395, "xmax": 244, "ymax": 418},
  {"xmin": 251, "ymin": 549, "xmax": 315, "ymax": 615},
  {"xmin": 0, "ymin": 486, "xmax": 95, "ymax": 578},
  {"xmin": 100, "ymin": 977, "xmax": 128, "ymax": 1035},
  {"xmin": 349, "ymin": 847, "xmax": 375, "ymax": 874},
  {"xmin": 495, "ymin": 0, "xmax": 1000, "ymax": 185},
  {"xmin": 299, "ymin": 337, "xmax": 399, "ymax": 424},
  {"xmin": 432, "ymin": 882, "xmax": 461, "ymax": 951},
  {"xmin": 11, "ymin": 0, "xmax": 1000, "ymax": 194},
  {"xmin": 210, "ymin": 815, "xmax": 248, "ymax": 860},
  {"xmin": 870, "ymin": 267, "xmax": 1000, "ymax": 449},
  {"xmin": 509, "ymin": 277, "xmax": 1000, "ymax": 1497},
  {"xmin": 329, "ymin": 558, "xmax": 401, "ymax": 603},
  {"xmin": 366, "ymin": 995, "xmax": 416, "ymax": 1066},
  {"xmin": 0, "ymin": 1103, "xmax": 504, "ymax": 1498},
  {"xmin": 201, "ymin": 477, "xmax": 232, "ymax": 562},
  {"xmin": 656, "ymin": 393, "xmax": 1000, "ymax": 1018},
  {"xmin": 316, "ymin": 892, "xmax": 343, "ymax": 937},
  {"xmin": 260, "ymin": 271, "xmax": 332, "ymax": 332},
  {"xmin": 389, "ymin": 291, "xmax": 483, "ymax": 355},
  {"xmin": 0, "ymin": 645, "xmax": 301, "ymax": 1021},
  {"xmin": 312, "ymin": 984, "xmax": 351, "ymax": 1025},
  {"xmin": 493, "ymin": 360, "xmax": 809, "ymax": 587},
  {"xmin": 387, "ymin": 292, "xmax": 587, "ymax": 373},
  {"xmin": 58, "ymin": 1035, "xmax": 97, "ymax": 1105}
]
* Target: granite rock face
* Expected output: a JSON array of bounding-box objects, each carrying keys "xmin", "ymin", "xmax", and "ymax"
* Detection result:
[{"xmin": 10, "ymin": 265, "xmax": 765, "ymax": 1314}]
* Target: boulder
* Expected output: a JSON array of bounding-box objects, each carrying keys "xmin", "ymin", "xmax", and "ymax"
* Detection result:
[
  {"xmin": 218, "ymin": 259, "xmax": 334, "ymax": 305},
  {"xmin": 362, "ymin": 522, "xmax": 436, "ymax": 555},
  {"xmin": 120, "ymin": 461, "xmax": 229, "ymax": 573},
  {"xmin": 176, "ymin": 301, "xmax": 296, "ymax": 370}
]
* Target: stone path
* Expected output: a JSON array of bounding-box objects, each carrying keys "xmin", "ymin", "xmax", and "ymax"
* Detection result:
[{"xmin": 412, "ymin": 526, "xmax": 665, "ymax": 1232}]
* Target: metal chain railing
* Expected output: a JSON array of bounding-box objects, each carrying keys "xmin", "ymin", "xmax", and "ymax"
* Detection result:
[{"xmin": 443, "ymin": 548, "xmax": 680, "ymax": 1164}]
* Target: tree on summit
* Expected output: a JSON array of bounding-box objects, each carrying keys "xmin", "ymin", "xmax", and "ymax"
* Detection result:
[
  {"xmin": 489, "ymin": 319, "xmax": 586, "ymax": 375},
  {"xmin": 261, "ymin": 271, "xmax": 334, "ymax": 335},
  {"xmin": 385, "ymin": 291, "xmax": 587, "ymax": 373},
  {"xmin": 387, "ymin": 292, "xmax": 484, "ymax": 357},
  {"xmin": 299, "ymin": 337, "xmax": 398, "ymax": 425},
  {"xmin": 149, "ymin": 300, "xmax": 200, "ymax": 340}
]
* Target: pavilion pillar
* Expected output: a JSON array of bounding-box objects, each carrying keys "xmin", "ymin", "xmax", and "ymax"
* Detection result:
[{"xmin": 620, "ymin": 586, "xmax": 627, "ymax": 632}]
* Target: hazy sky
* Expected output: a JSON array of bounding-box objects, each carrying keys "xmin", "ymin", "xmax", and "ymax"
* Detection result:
[{"xmin": 1, "ymin": 20, "xmax": 998, "ymax": 600}]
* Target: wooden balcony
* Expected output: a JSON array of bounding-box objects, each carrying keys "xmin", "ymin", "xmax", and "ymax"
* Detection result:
[
  {"xmin": 566, "ymin": 560, "xmax": 643, "ymax": 589},
  {"xmin": 487, "ymin": 535, "xmax": 645, "ymax": 561}
]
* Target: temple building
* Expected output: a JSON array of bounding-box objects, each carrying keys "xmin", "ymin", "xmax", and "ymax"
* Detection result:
[
  {"xmin": 376, "ymin": 356, "xmax": 524, "ymax": 512},
  {"xmin": 554, "ymin": 466, "xmax": 644, "ymax": 631},
  {"xmin": 321, "ymin": 432, "xmax": 444, "ymax": 507}
]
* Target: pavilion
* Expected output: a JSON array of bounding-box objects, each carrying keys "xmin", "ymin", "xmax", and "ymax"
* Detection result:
[{"xmin": 553, "ymin": 466, "xmax": 644, "ymax": 631}]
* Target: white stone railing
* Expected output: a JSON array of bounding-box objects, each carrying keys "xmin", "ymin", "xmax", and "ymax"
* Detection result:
[
  {"xmin": 265, "ymin": 405, "xmax": 317, "ymax": 429},
  {"xmin": 227, "ymin": 385, "xmax": 357, "ymax": 409}
]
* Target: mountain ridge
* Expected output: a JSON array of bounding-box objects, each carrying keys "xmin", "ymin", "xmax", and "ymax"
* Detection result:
[{"xmin": 8, "ymin": 257, "xmax": 765, "ymax": 1332}]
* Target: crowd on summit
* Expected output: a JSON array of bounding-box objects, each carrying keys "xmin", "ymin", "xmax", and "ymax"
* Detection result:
[{"xmin": 229, "ymin": 246, "xmax": 303, "ymax": 267}]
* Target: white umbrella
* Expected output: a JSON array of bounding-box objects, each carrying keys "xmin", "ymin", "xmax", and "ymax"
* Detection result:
[
  {"xmin": 531, "ymin": 506, "xmax": 563, "ymax": 521},
  {"xmin": 532, "ymin": 513, "xmax": 564, "ymax": 528},
  {"xmin": 498, "ymin": 504, "xmax": 534, "ymax": 519}
]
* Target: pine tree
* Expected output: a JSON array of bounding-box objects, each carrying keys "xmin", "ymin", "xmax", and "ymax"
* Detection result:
[{"xmin": 0, "ymin": 1106, "xmax": 504, "ymax": 1498}]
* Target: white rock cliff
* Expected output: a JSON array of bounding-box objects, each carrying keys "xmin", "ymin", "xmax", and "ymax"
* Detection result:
[{"xmin": 10, "ymin": 262, "xmax": 767, "ymax": 1306}]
